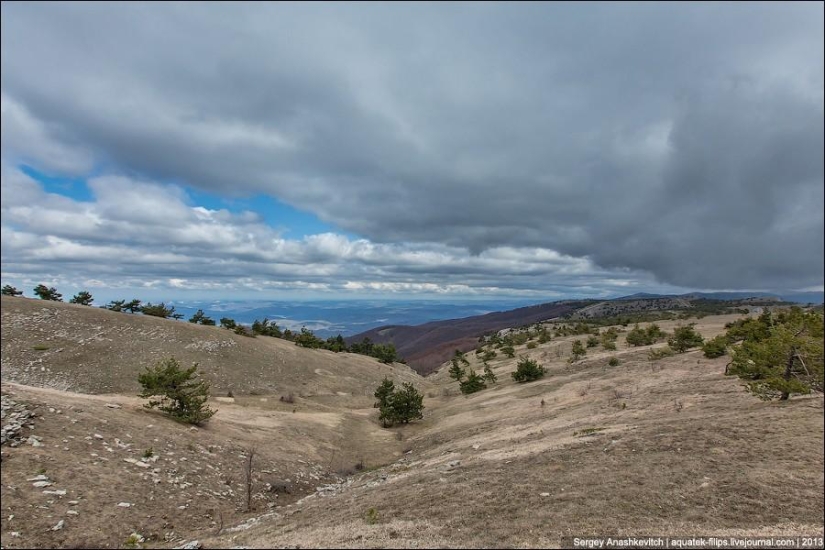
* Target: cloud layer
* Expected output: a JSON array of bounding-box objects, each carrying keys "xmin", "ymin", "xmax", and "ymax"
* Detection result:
[{"xmin": 1, "ymin": 2, "xmax": 822, "ymax": 297}]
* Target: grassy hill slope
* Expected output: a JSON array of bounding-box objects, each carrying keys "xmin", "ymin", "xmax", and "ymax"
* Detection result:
[{"xmin": 1, "ymin": 300, "xmax": 822, "ymax": 548}]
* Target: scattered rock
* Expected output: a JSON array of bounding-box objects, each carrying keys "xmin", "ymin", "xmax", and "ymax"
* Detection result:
[
  {"xmin": 540, "ymin": 492, "xmax": 550, "ymax": 497},
  {"xmin": 43, "ymin": 489, "xmax": 67, "ymax": 496},
  {"xmin": 32, "ymin": 481, "xmax": 53, "ymax": 488},
  {"xmin": 27, "ymin": 475, "xmax": 49, "ymax": 482},
  {"xmin": 104, "ymin": 403, "xmax": 121, "ymax": 409},
  {"xmin": 117, "ymin": 502, "xmax": 133, "ymax": 508},
  {"xmin": 174, "ymin": 540, "xmax": 202, "ymax": 549},
  {"xmin": 472, "ymin": 444, "xmax": 480, "ymax": 450},
  {"xmin": 93, "ymin": 434, "xmax": 104, "ymax": 440},
  {"xmin": 51, "ymin": 520, "xmax": 65, "ymax": 531}
]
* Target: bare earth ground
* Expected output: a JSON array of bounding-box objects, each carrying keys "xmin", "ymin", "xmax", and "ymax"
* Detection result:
[{"xmin": 2, "ymin": 299, "xmax": 823, "ymax": 548}]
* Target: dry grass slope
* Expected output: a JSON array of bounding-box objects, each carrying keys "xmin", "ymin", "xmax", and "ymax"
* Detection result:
[{"xmin": 2, "ymin": 300, "xmax": 823, "ymax": 548}]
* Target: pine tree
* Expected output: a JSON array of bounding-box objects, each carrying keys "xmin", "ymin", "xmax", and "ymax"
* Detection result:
[
  {"xmin": 69, "ymin": 290, "xmax": 94, "ymax": 306},
  {"xmin": 668, "ymin": 325, "xmax": 704, "ymax": 353},
  {"xmin": 387, "ymin": 382, "xmax": 424, "ymax": 424},
  {"xmin": 1, "ymin": 285, "xmax": 23, "ymax": 297},
  {"xmin": 512, "ymin": 357, "xmax": 546, "ymax": 383},
  {"xmin": 727, "ymin": 307, "xmax": 823, "ymax": 401},
  {"xmin": 373, "ymin": 378, "xmax": 395, "ymax": 409},
  {"xmin": 448, "ymin": 360, "xmax": 466, "ymax": 382},
  {"xmin": 138, "ymin": 357, "xmax": 216, "ymax": 425},
  {"xmin": 482, "ymin": 364, "xmax": 497, "ymax": 384},
  {"xmin": 33, "ymin": 284, "xmax": 62, "ymax": 301},
  {"xmin": 459, "ymin": 370, "xmax": 487, "ymax": 394}
]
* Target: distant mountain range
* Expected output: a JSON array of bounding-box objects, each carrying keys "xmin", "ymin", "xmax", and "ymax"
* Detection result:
[{"xmin": 616, "ymin": 291, "xmax": 823, "ymax": 303}]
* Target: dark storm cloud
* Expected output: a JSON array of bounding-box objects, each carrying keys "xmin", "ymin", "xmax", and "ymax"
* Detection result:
[{"xmin": 1, "ymin": 2, "xmax": 822, "ymax": 291}]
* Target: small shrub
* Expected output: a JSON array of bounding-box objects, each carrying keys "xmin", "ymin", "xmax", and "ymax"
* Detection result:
[
  {"xmin": 143, "ymin": 447, "xmax": 154, "ymax": 459},
  {"xmin": 570, "ymin": 340, "xmax": 586, "ymax": 362},
  {"xmin": 608, "ymin": 357, "xmax": 620, "ymax": 366},
  {"xmin": 526, "ymin": 341, "xmax": 537, "ymax": 349},
  {"xmin": 124, "ymin": 533, "xmax": 144, "ymax": 548},
  {"xmin": 574, "ymin": 427, "xmax": 605, "ymax": 436},
  {"xmin": 32, "ymin": 344, "xmax": 50, "ymax": 351},
  {"xmin": 702, "ymin": 335, "xmax": 728, "ymax": 358},
  {"xmin": 365, "ymin": 507, "xmax": 379, "ymax": 525},
  {"xmin": 648, "ymin": 347, "xmax": 675, "ymax": 360}
]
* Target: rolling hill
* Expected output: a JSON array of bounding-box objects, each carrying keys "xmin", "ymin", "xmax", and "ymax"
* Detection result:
[
  {"xmin": 1, "ymin": 296, "xmax": 822, "ymax": 548},
  {"xmin": 347, "ymin": 300, "xmax": 593, "ymax": 375}
]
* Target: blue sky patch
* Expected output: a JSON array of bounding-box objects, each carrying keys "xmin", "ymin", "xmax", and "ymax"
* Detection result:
[{"xmin": 21, "ymin": 164, "xmax": 94, "ymax": 202}]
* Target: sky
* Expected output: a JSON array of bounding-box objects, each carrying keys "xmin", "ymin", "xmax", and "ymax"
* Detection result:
[{"xmin": 1, "ymin": 2, "xmax": 823, "ymax": 303}]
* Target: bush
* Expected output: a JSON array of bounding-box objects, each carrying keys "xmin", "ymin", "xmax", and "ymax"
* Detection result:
[
  {"xmin": 501, "ymin": 345, "xmax": 515, "ymax": 358},
  {"xmin": 648, "ymin": 347, "xmax": 675, "ymax": 360},
  {"xmin": 626, "ymin": 323, "xmax": 667, "ymax": 346},
  {"xmin": 702, "ymin": 335, "xmax": 728, "ymax": 358},
  {"xmin": 608, "ymin": 357, "xmax": 620, "ymax": 366},
  {"xmin": 586, "ymin": 335, "xmax": 599, "ymax": 348},
  {"xmin": 668, "ymin": 325, "xmax": 704, "ymax": 353},
  {"xmin": 570, "ymin": 340, "xmax": 586, "ymax": 362},
  {"xmin": 138, "ymin": 357, "xmax": 216, "ymax": 425},
  {"xmin": 512, "ymin": 357, "xmax": 545, "ymax": 383}
]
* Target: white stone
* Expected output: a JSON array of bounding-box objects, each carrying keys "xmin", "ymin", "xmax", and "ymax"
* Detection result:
[{"xmin": 51, "ymin": 520, "xmax": 64, "ymax": 531}]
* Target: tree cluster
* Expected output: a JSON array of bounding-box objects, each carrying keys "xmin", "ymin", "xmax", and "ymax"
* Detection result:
[
  {"xmin": 373, "ymin": 378, "xmax": 424, "ymax": 427},
  {"xmin": 625, "ymin": 323, "xmax": 668, "ymax": 346}
]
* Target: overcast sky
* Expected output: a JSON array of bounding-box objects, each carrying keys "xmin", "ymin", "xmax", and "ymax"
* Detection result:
[{"xmin": 1, "ymin": 2, "xmax": 823, "ymax": 302}]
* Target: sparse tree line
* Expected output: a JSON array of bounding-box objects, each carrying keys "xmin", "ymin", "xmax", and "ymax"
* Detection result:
[{"xmin": 2, "ymin": 284, "xmax": 403, "ymax": 365}]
